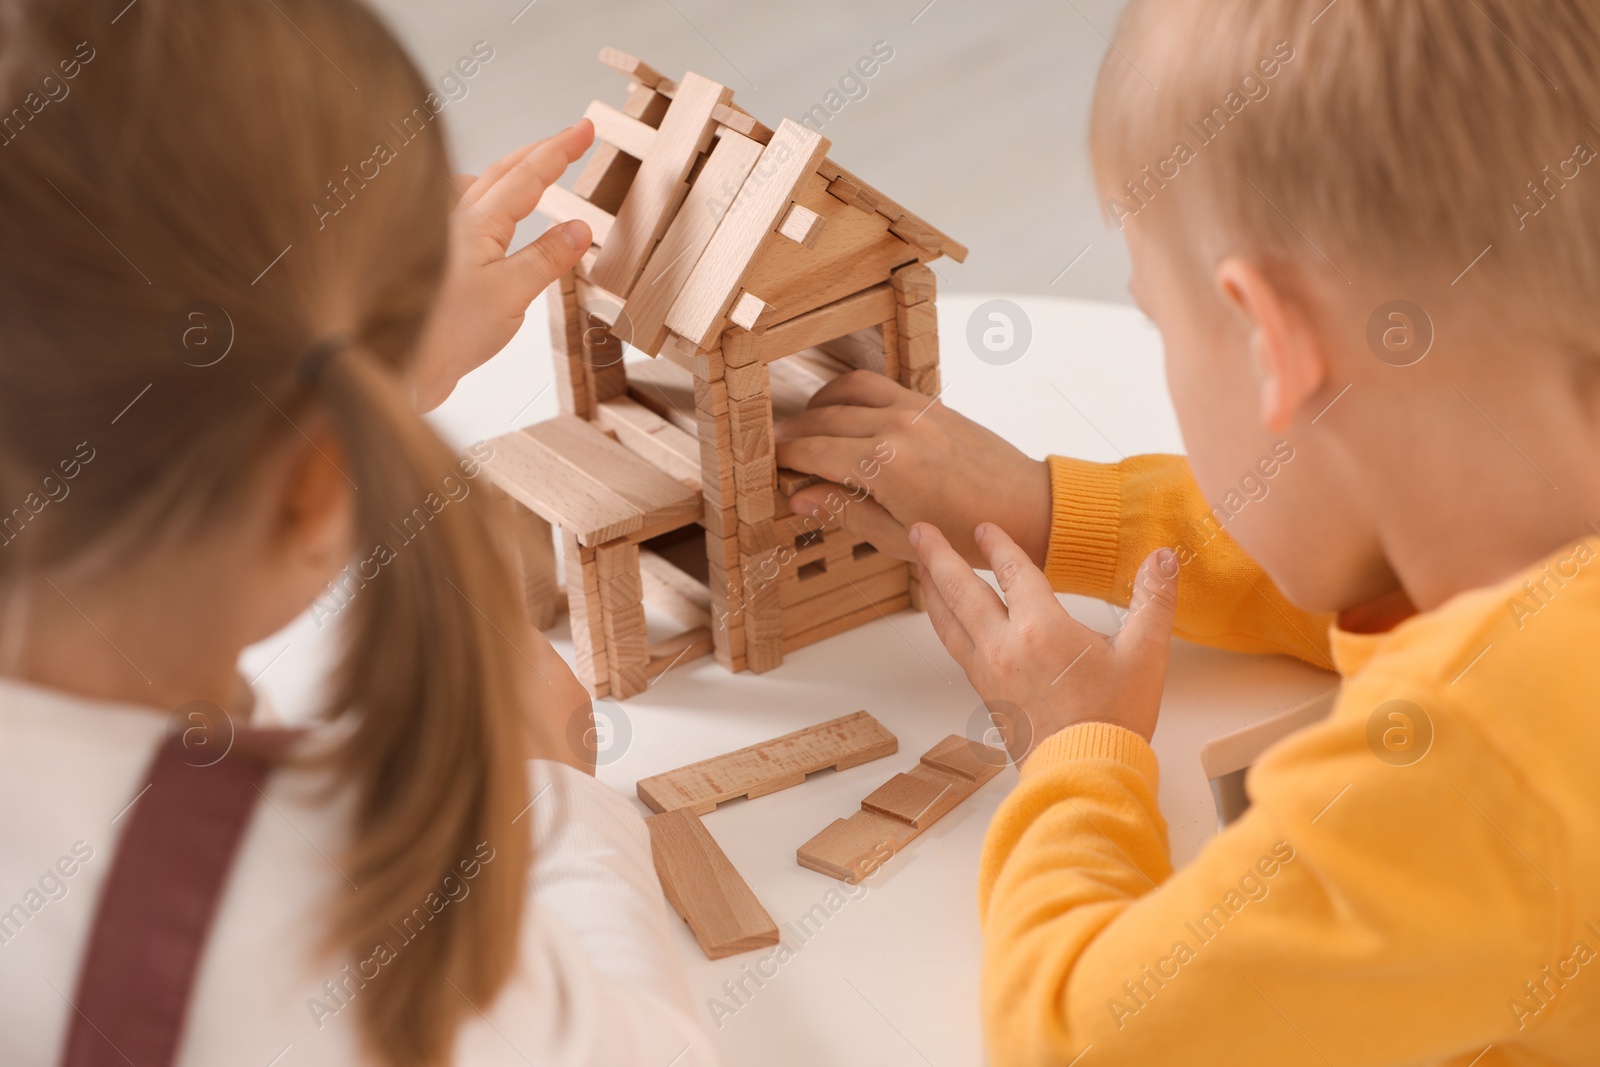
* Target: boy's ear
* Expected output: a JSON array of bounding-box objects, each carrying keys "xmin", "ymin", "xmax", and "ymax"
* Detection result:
[{"xmin": 1215, "ymin": 257, "xmax": 1326, "ymax": 434}]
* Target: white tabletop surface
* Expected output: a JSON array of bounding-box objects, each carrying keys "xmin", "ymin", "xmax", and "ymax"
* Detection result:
[{"xmin": 242, "ymin": 290, "xmax": 1337, "ymax": 1067}]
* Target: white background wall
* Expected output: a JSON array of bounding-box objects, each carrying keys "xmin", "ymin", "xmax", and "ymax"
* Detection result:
[{"xmin": 366, "ymin": 0, "xmax": 1134, "ymax": 303}]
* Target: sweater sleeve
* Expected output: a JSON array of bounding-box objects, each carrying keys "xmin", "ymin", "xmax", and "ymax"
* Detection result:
[
  {"xmin": 1043, "ymin": 454, "xmax": 1335, "ymax": 669},
  {"xmin": 976, "ymin": 676, "xmax": 1564, "ymax": 1066}
]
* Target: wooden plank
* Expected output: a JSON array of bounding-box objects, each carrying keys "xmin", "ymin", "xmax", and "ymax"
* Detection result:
[
  {"xmin": 647, "ymin": 809, "xmax": 779, "ymax": 959},
  {"xmin": 796, "ymin": 735, "xmax": 1003, "ymax": 883},
  {"xmin": 483, "ymin": 415, "xmax": 701, "ymax": 547},
  {"xmin": 636, "ymin": 710, "xmax": 899, "ymax": 815},
  {"xmin": 781, "ymin": 549, "xmax": 905, "ymax": 609},
  {"xmin": 665, "ymin": 120, "xmax": 831, "ymax": 349},
  {"xmin": 574, "ymin": 83, "xmax": 670, "ymax": 215},
  {"xmin": 781, "ymin": 564, "xmax": 908, "ymax": 634},
  {"xmin": 782, "ymin": 594, "xmax": 911, "ymax": 655},
  {"xmin": 590, "ymin": 72, "xmax": 731, "ymax": 298},
  {"xmin": 583, "ymin": 99, "xmax": 658, "ymax": 161},
  {"xmin": 594, "ymin": 396, "xmax": 702, "ymax": 487},
  {"xmin": 646, "ymin": 626, "xmax": 715, "ymax": 679},
  {"xmin": 639, "ymin": 550, "xmax": 712, "ymax": 630},
  {"xmin": 598, "ymin": 46, "xmax": 664, "ymax": 89},
  {"xmin": 535, "ymin": 183, "xmax": 615, "ymax": 247},
  {"xmin": 723, "ymin": 282, "xmax": 896, "ymax": 367},
  {"xmin": 728, "ymin": 290, "xmax": 775, "ymax": 333},
  {"xmin": 622, "ymin": 128, "xmax": 764, "ymax": 355}
]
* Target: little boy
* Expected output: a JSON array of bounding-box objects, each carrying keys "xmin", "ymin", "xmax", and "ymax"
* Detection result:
[{"xmin": 774, "ymin": 1, "xmax": 1600, "ymax": 1063}]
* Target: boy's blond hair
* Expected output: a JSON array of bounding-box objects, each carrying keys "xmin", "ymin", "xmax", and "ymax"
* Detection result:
[{"xmin": 1093, "ymin": 0, "xmax": 1600, "ymax": 346}]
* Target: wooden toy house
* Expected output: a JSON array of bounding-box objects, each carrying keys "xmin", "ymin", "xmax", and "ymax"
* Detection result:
[{"xmin": 480, "ymin": 48, "xmax": 967, "ymax": 700}]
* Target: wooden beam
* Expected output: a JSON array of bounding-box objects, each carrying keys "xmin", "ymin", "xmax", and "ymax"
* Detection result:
[
  {"xmin": 582, "ymin": 99, "xmax": 658, "ymax": 161},
  {"xmin": 636, "ymin": 710, "xmax": 898, "ymax": 814},
  {"xmin": 647, "ymin": 809, "xmax": 779, "ymax": 959}
]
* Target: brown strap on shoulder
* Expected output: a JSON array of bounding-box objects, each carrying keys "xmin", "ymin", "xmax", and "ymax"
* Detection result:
[{"xmin": 60, "ymin": 726, "xmax": 303, "ymax": 1067}]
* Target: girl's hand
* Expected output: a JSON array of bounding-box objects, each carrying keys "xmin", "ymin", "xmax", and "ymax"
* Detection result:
[
  {"xmin": 910, "ymin": 521, "xmax": 1179, "ymax": 759},
  {"xmin": 773, "ymin": 371, "xmax": 1052, "ymax": 568},
  {"xmin": 412, "ymin": 121, "xmax": 597, "ymax": 411}
]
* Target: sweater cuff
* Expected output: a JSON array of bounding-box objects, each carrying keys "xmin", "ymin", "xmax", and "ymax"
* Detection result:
[
  {"xmin": 1020, "ymin": 721, "xmax": 1159, "ymax": 790},
  {"xmin": 1042, "ymin": 456, "xmax": 1123, "ymax": 600}
]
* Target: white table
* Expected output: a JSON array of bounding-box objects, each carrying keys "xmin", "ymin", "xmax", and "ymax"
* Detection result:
[{"xmin": 243, "ymin": 292, "xmax": 1335, "ymax": 1067}]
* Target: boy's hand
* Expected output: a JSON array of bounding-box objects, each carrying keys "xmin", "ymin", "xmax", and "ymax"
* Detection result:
[
  {"xmin": 773, "ymin": 370, "xmax": 1052, "ymax": 568},
  {"xmin": 911, "ymin": 521, "xmax": 1179, "ymax": 758},
  {"xmin": 412, "ymin": 121, "xmax": 597, "ymax": 411}
]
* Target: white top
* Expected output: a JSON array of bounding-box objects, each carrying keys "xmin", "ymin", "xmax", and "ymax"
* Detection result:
[{"xmin": 0, "ymin": 677, "xmax": 718, "ymax": 1067}]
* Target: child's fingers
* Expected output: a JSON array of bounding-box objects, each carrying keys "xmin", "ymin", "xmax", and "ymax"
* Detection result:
[
  {"xmin": 772, "ymin": 404, "xmax": 887, "ymax": 444},
  {"xmin": 503, "ymin": 220, "xmax": 592, "ymax": 300},
  {"xmin": 973, "ymin": 522, "xmax": 1060, "ymax": 624},
  {"xmin": 918, "ymin": 561, "xmax": 977, "ymax": 668},
  {"xmin": 789, "ymin": 483, "xmax": 914, "ymax": 560},
  {"xmin": 462, "ymin": 140, "xmax": 547, "ymax": 205},
  {"xmin": 1117, "ymin": 548, "xmax": 1181, "ymax": 663},
  {"xmin": 910, "ymin": 522, "xmax": 1007, "ymax": 642},
  {"xmin": 775, "ymin": 434, "xmax": 886, "ymax": 487},
  {"xmin": 806, "ymin": 368, "xmax": 909, "ymax": 411},
  {"xmin": 473, "ymin": 121, "xmax": 595, "ymax": 248}
]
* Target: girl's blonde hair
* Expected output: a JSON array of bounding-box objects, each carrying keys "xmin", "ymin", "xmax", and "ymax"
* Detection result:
[
  {"xmin": 0, "ymin": 2, "xmax": 538, "ymax": 1062},
  {"xmin": 1092, "ymin": 0, "xmax": 1600, "ymax": 347}
]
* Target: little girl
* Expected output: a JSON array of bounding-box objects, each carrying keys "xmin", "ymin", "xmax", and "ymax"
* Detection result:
[{"xmin": 0, "ymin": 1, "xmax": 716, "ymax": 1064}]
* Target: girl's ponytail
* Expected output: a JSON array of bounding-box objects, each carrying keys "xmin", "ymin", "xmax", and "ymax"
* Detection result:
[{"xmin": 314, "ymin": 347, "xmax": 536, "ymax": 1064}]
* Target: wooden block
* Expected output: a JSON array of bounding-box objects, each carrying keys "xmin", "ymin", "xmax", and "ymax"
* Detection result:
[
  {"xmin": 733, "ymin": 484, "xmax": 775, "ymax": 525},
  {"xmin": 646, "ymin": 626, "xmax": 715, "ymax": 680},
  {"xmin": 889, "ymin": 261, "xmax": 936, "ymax": 306},
  {"xmin": 660, "ymin": 332, "xmax": 724, "ymax": 381},
  {"xmin": 825, "ymin": 175, "xmax": 882, "ymax": 214},
  {"xmin": 693, "ymin": 375, "xmax": 729, "ymax": 419},
  {"xmin": 590, "ymin": 72, "xmax": 732, "ymax": 298},
  {"xmin": 894, "ymin": 300, "xmax": 937, "ymax": 340},
  {"xmin": 777, "ymin": 202, "xmax": 827, "ymax": 249},
  {"xmin": 547, "ymin": 284, "xmax": 590, "ymax": 418},
  {"xmin": 702, "ymin": 500, "xmax": 739, "ymax": 539},
  {"xmin": 563, "ymin": 534, "xmax": 608, "ymax": 697},
  {"xmin": 722, "ymin": 282, "xmax": 895, "ymax": 366},
  {"xmin": 535, "ymin": 183, "xmax": 615, "ymax": 247},
  {"xmin": 782, "ymin": 593, "xmax": 911, "ymax": 655},
  {"xmin": 737, "ymin": 519, "xmax": 778, "ymax": 557},
  {"xmin": 582, "ymin": 99, "xmax": 659, "ymax": 162},
  {"xmin": 861, "ymin": 766, "xmax": 966, "ymax": 829},
  {"xmin": 647, "ymin": 809, "xmax": 779, "ymax": 959},
  {"xmin": 728, "ymin": 290, "xmax": 775, "ymax": 333},
  {"xmin": 742, "ymin": 546, "xmax": 784, "ymax": 673},
  {"xmin": 727, "ymin": 394, "xmax": 772, "ymax": 466},
  {"xmin": 724, "ymin": 361, "xmax": 769, "ymax": 402},
  {"xmin": 796, "ymin": 734, "xmax": 1003, "ymax": 883},
  {"xmin": 665, "ymin": 120, "xmax": 831, "ymax": 349},
  {"xmin": 880, "ymin": 315, "xmax": 901, "ymax": 383},
  {"xmin": 594, "ymin": 396, "xmax": 702, "ymax": 487},
  {"xmin": 901, "ymin": 329, "xmax": 938, "ymax": 369},
  {"xmin": 598, "ymin": 46, "xmax": 664, "ymax": 90},
  {"xmin": 636, "ymin": 710, "xmax": 899, "ymax": 814},
  {"xmin": 712, "ymin": 103, "xmax": 773, "ymax": 144},
  {"xmin": 706, "ymin": 530, "xmax": 740, "ymax": 570},
  {"xmin": 795, "ymin": 811, "xmax": 915, "ymax": 884},
  {"xmin": 920, "ymin": 735, "xmax": 1004, "ymax": 782},
  {"xmin": 483, "ymin": 415, "xmax": 702, "ymax": 547},
  {"xmin": 623, "ymin": 129, "xmax": 764, "ymax": 355},
  {"xmin": 903, "ymin": 364, "xmax": 940, "ymax": 398},
  {"xmin": 502, "ymin": 495, "xmax": 562, "ymax": 631}
]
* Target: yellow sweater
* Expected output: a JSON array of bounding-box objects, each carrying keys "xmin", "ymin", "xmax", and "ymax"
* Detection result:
[{"xmin": 980, "ymin": 454, "xmax": 1600, "ymax": 1066}]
